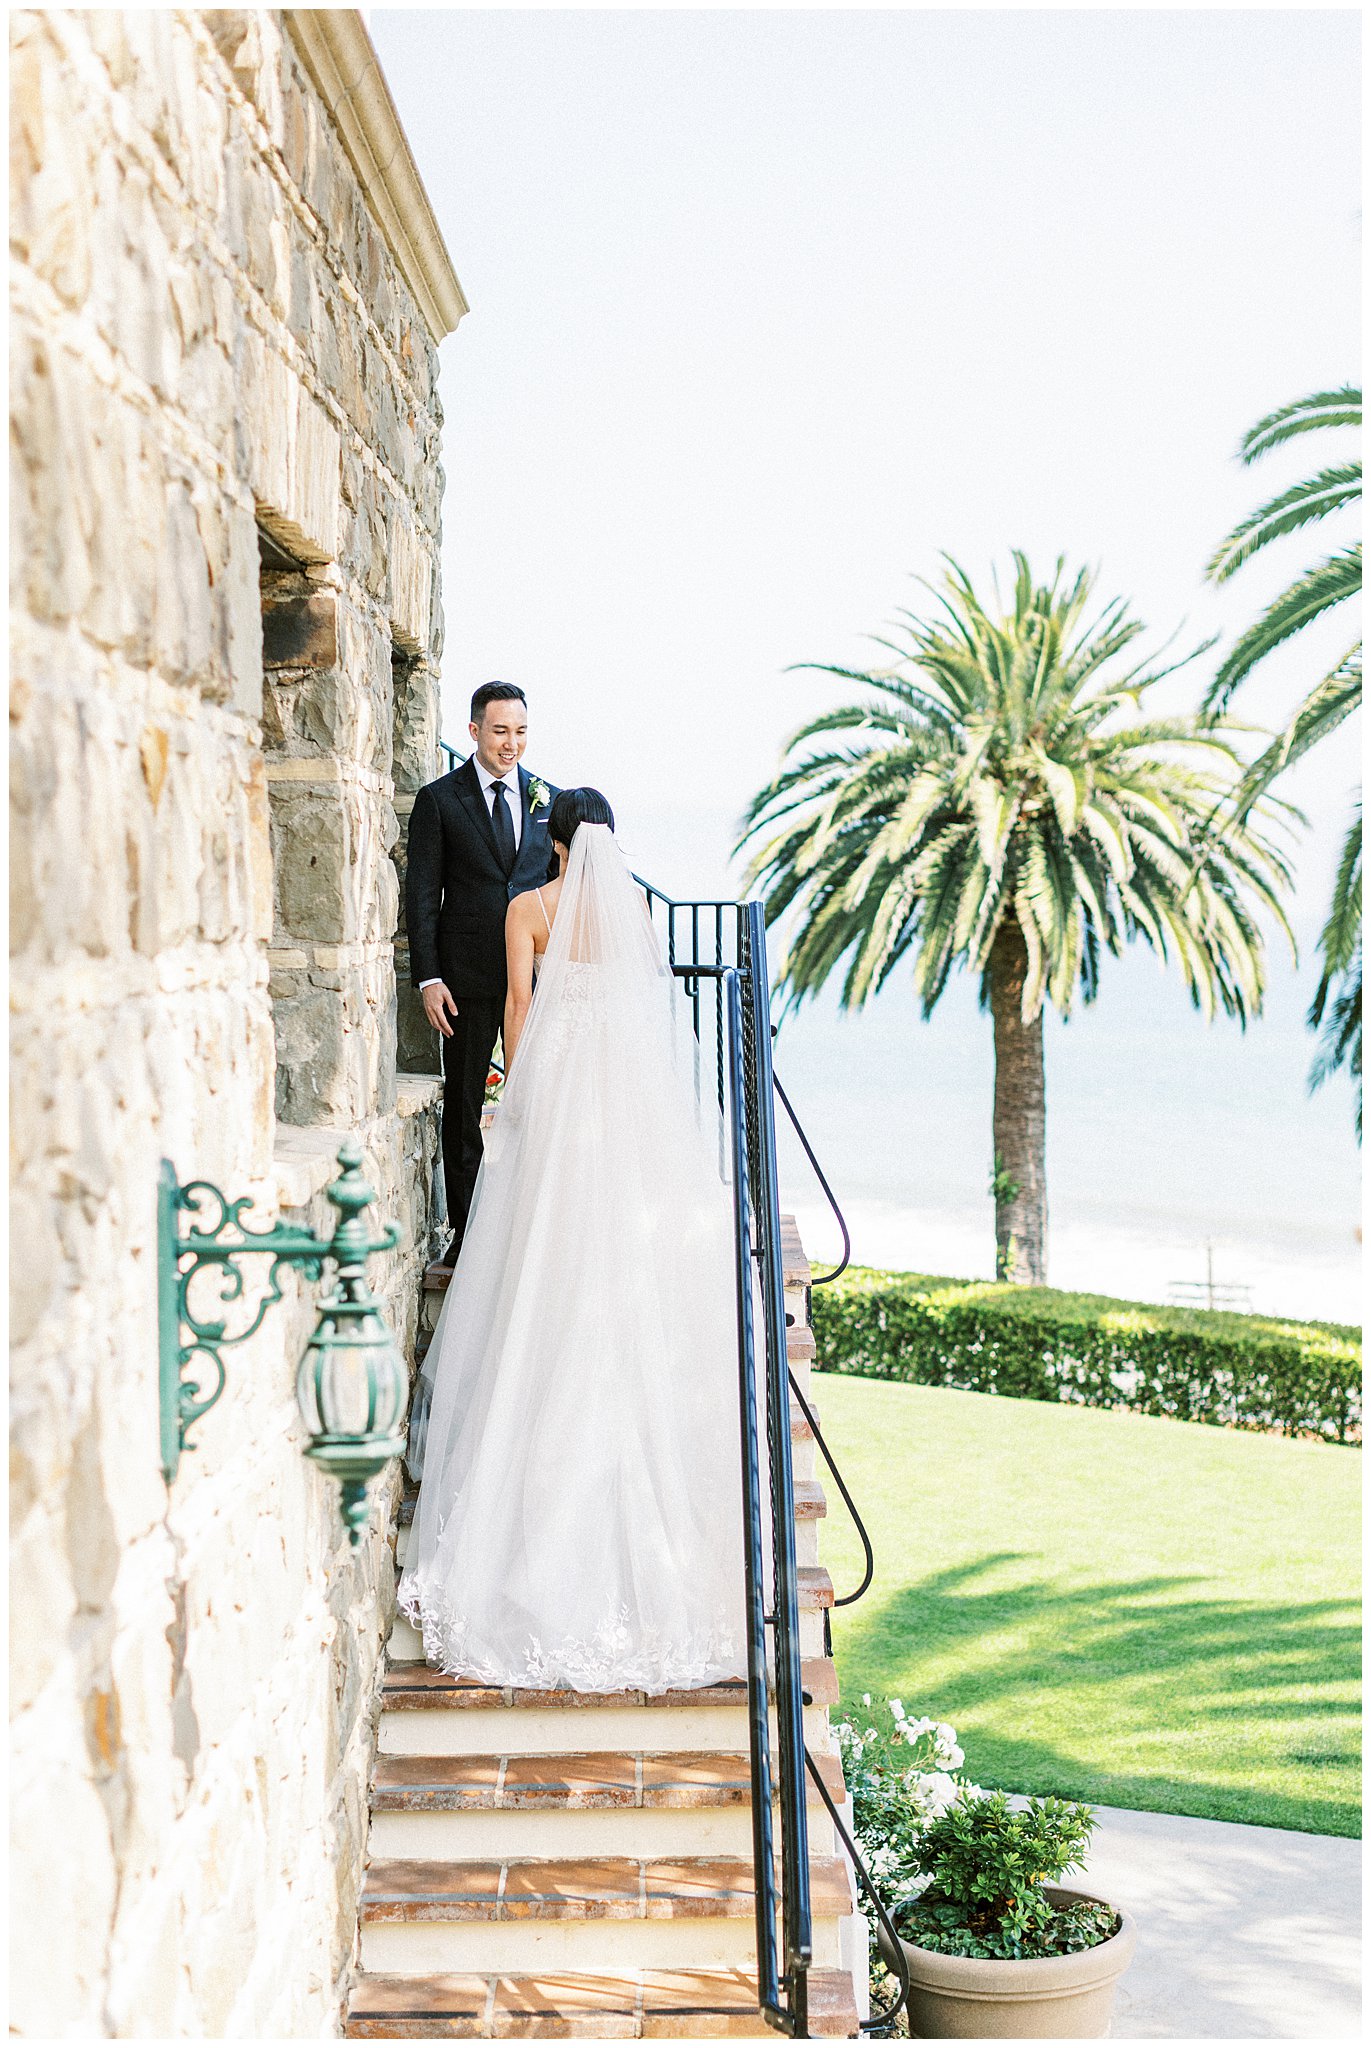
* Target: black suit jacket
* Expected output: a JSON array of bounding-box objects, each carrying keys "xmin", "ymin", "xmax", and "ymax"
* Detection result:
[{"xmin": 405, "ymin": 759, "xmax": 560, "ymax": 1000}]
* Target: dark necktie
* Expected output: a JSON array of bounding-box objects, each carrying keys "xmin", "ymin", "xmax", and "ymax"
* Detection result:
[{"xmin": 491, "ymin": 777, "xmax": 515, "ymax": 871}]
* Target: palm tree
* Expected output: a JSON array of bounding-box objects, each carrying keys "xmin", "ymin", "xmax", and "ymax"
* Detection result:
[
  {"xmin": 1204, "ymin": 385, "xmax": 1361, "ymax": 1124},
  {"xmin": 737, "ymin": 556, "xmax": 1295, "ymax": 1285}
]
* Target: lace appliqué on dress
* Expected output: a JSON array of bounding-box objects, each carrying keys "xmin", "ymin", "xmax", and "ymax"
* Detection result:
[{"xmin": 398, "ymin": 1576, "xmax": 742, "ymax": 1695}]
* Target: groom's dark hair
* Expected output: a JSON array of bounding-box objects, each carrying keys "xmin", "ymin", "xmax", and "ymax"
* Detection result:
[
  {"xmin": 471, "ymin": 680, "xmax": 526, "ymax": 722},
  {"xmin": 548, "ymin": 787, "xmax": 614, "ymax": 879}
]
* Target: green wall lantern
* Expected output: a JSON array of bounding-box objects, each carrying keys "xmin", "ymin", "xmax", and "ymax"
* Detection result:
[{"xmin": 158, "ymin": 1139, "xmax": 407, "ymax": 1544}]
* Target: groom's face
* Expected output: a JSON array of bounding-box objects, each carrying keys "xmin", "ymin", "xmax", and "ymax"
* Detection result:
[{"xmin": 471, "ymin": 698, "xmax": 528, "ymax": 778}]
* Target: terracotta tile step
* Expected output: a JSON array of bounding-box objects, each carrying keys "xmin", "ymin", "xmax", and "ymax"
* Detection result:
[
  {"xmin": 373, "ymin": 1748, "xmax": 845, "ymax": 1813},
  {"xmin": 360, "ymin": 1853, "xmax": 854, "ymax": 1923},
  {"xmin": 381, "ymin": 1658, "xmax": 840, "ymax": 1712},
  {"xmin": 398, "ymin": 1478, "xmax": 827, "ymax": 1530},
  {"xmin": 345, "ymin": 1964, "xmax": 859, "ymax": 2039}
]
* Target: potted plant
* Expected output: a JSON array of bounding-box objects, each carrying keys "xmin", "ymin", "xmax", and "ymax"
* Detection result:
[{"xmin": 837, "ymin": 1700, "xmax": 1135, "ymax": 2039}]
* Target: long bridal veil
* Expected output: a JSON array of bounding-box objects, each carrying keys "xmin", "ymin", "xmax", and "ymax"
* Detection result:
[{"xmin": 399, "ymin": 822, "xmax": 747, "ymax": 1693}]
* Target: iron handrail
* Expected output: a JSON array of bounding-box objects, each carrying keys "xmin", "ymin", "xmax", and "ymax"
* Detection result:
[
  {"xmin": 804, "ymin": 1751, "xmax": 912, "ymax": 2034},
  {"xmin": 666, "ymin": 946, "xmax": 811, "ymax": 2030},
  {"xmin": 771, "ymin": 1067, "xmax": 851, "ymax": 1288},
  {"xmin": 789, "ymin": 1367, "xmax": 875, "ymax": 1615},
  {"xmin": 723, "ymin": 965, "xmax": 788, "ymax": 2025},
  {"xmin": 744, "ymin": 901, "xmax": 813, "ymax": 2030}
]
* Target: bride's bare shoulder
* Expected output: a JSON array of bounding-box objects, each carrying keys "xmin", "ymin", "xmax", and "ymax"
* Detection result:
[{"xmin": 507, "ymin": 878, "xmax": 561, "ymax": 924}]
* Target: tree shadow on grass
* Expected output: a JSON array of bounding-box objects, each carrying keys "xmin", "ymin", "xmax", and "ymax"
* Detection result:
[{"xmin": 835, "ymin": 1553, "xmax": 1362, "ymax": 1836}]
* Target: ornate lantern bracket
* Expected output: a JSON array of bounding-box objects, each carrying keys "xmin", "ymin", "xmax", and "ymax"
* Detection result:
[{"xmin": 157, "ymin": 1139, "xmax": 405, "ymax": 1542}]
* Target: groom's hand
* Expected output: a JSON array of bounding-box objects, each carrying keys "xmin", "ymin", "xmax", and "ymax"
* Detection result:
[{"xmin": 422, "ymin": 982, "xmax": 458, "ymax": 1038}]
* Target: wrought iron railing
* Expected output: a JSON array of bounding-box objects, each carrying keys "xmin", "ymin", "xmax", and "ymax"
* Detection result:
[{"xmin": 639, "ymin": 879, "xmax": 907, "ymax": 2038}]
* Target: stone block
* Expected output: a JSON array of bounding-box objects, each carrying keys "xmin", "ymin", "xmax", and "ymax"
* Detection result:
[
  {"xmin": 9, "ymin": 1694, "xmax": 119, "ymax": 2035},
  {"xmin": 273, "ymin": 983, "xmax": 346, "ymax": 1122},
  {"xmin": 223, "ymin": 497, "xmax": 265, "ymax": 716},
  {"xmin": 9, "ymin": 323, "xmax": 97, "ymax": 629},
  {"xmin": 8, "ymin": 13, "xmax": 95, "ymax": 310},
  {"xmin": 262, "ymin": 587, "xmax": 338, "ymax": 670},
  {"xmin": 239, "ymin": 341, "xmax": 341, "ymax": 565},
  {"xmin": 271, "ymin": 787, "xmax": 350, "ymax": 942}
]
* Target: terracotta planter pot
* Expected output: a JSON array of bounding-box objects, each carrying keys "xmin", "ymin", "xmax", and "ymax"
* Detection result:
[{"xmin": 880, "ymin": 1886, "xmax": 1137, "ymax": 2039}]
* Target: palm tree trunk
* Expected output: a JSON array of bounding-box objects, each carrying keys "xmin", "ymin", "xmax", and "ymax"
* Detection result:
[{"xmin": 988, "ymin": 917, "xmax": 1047, "ymax": 1284}]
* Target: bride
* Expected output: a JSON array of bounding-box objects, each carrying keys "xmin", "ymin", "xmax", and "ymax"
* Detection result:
[{"xmin": 398, "ymin": 787, "xmax": 747, "ymax": 1694}]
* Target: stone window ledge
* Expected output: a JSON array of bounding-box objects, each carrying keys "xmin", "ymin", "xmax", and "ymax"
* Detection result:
[
  {"xmin": 273, "ymin": 1078, "xmax": 443, "ymax": 1210},
  {"xmin": 395, "ymin": 1074, "xmax": 443, "ymax": 1120}
]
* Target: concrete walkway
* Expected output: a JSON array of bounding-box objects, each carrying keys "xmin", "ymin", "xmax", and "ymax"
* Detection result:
[{"xmin": 1073, "ymin": 1803, "xmax": 1361, "ymax": 2039}]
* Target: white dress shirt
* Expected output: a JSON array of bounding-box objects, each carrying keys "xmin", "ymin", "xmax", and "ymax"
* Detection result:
[{"xmin": 419, "ymin": 761, "xmax": 523, "ymax": 991}]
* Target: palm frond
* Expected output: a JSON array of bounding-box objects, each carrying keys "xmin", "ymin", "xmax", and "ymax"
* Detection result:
[
  {"xmin": 1225, "ymin": 650, "xmax": 1363, "ymax": 821},
  {"xmin": 1205, "ymin": 547, "xmax": 1363, "ymax": 713},
  {"xmin": 1207, "ymin": 463, "xmax": 1362, "ymax": 583},
  {"xmin": 1239, "ymin": 385, "xmax": 1361, "ymax": 463}
]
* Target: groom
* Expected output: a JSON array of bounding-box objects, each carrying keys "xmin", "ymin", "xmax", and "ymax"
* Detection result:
[{"xmin": 405, "ymin": 682, "xmax": 559, "ymax": 1267}]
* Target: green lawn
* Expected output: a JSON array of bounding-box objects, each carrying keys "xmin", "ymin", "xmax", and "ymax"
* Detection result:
[{"xmin": 815, "ymin": 1374, "xmax": 1361, "ymax": 1837}]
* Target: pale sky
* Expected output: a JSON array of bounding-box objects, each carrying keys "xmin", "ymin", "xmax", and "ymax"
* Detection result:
[{"xmin": 371, "ymin": 5, "xmax": 1361, "ymax": 1312}]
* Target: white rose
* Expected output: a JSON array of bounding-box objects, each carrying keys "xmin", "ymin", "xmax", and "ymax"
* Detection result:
[{"xmin": 924, "ymin": 1771, "xmax": 958, "ymax": 1813}]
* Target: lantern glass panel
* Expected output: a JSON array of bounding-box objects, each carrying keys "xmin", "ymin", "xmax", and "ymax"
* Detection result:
[{"xmin": 296, "ymin": 1309, "xmax": 405, "ymax": 1440}]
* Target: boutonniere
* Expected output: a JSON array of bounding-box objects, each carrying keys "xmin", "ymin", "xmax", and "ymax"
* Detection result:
[{"xmin": 528, "ymin": 777, "xmax": 551, "ymax": 812}]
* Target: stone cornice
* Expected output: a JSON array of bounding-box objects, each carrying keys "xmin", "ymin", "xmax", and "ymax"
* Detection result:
[{"xmin": 285, "ymin": 9, "xmax": 468, "ymax": 341}]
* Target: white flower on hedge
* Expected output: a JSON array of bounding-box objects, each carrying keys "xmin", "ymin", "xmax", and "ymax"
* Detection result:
[
  {"xmin": 916, "ymin": 1770, "xmax": 959, "ymax": 1815},
  {"xmin": 889, "ymin": 1698, "xmax": 905, "ymax": 1719},
  {"xmin": 862, "ymin": 1693, "xmax": 871, "ymax": 1707},
  {"xmin": 936, "ymin": 1721, "xmax": 958, "ymax": 1749}
]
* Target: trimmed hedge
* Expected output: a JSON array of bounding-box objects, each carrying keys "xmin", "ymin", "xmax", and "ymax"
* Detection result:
[{"xmin": 811, "ymin": 1267, "xmax": 1362, "ymax": 1444}]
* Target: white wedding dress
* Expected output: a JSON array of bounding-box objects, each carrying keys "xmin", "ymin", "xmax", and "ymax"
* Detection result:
[{"xmin": 398, "ymin": 823, "xmax": 747, "ymax": 1693}]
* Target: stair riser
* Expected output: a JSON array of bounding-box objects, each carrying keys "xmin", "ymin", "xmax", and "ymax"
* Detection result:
[
  {"xmin": 360, "ymin": 1912, "xmax": 845, "ymax": 1976},
  {"xmin": 367, "ymin": 1798, "xmax": 838, "ymax": 1862},
  {"xmin": 346, "ymin": 2014, "xmax": 777, "ymax": 2040},
  {"xmin": 379, "ymin": 1704, "xmax": 837, "ymax": 1759},
  {"xmin": 346, "ymin": 2012, "xmax": 783, "ymax": 2040}
]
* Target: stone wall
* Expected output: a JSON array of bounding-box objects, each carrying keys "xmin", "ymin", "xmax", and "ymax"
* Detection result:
[{"xmin": 10, "ymin": 10, "xmax": 451, "ymax": 2034}]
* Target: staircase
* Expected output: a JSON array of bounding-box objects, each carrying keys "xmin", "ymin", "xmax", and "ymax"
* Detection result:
[{"xmin": 344, "ymin": 1217, "xmax": 864, "ymax": 2039}]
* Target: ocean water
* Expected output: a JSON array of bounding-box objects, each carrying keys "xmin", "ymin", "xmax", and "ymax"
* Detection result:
[{"xmin": 619, "ymin": 802, "xmax": 1361, "ymax": 1328}]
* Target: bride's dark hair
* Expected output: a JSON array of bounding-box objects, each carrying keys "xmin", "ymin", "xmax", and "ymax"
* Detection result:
[{"xmin": 548, "ymin": 787, "xmax": 614, "ymax": 879}]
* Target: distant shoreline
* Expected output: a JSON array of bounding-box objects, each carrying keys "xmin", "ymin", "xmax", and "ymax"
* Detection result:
[{"xmin": 785, "ymin": 1195, "xmax": 1362, "ymax": 1329}]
